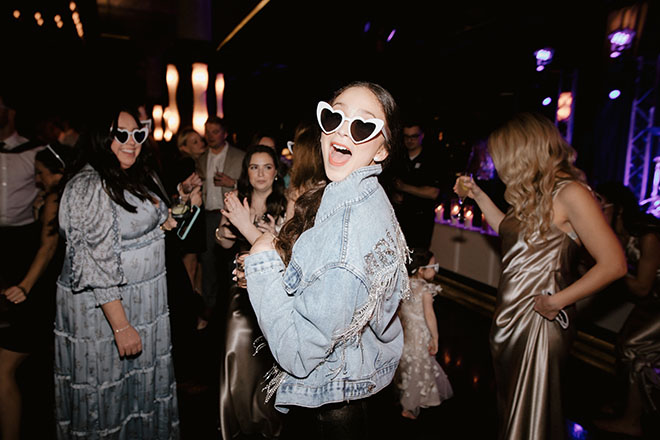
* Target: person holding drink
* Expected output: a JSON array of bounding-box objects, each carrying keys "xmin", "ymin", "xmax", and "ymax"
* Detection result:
[
  {"xmin": 454, "ymin": 112, "xmax": 626, "ymax": 439},
  {"xmin": 237, "ymin": 81, "xmax": 410, "ymax": 439},
  {"xmin": 195, "ymin": 116, "xmax": 245, "ymax": 329},
  {"xmin": 54, "ymin": 107, "xmax": 180, "ymax": 439},
  {"xmin": 215, "ymin": 144, "xmax": 288, "ymax": 439}
]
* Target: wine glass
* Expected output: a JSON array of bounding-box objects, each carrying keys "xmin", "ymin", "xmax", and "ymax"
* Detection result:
[{"xmin": 456, "ymin": 172, "xmax": 472, "ymax": 222}]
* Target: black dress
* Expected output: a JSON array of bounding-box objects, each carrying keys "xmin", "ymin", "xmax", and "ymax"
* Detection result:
[
  {"xmin": 0, "ymin": 208, "xmax": 63, "ymax": 353},
  {"xmin": 158, "ymin": 146, "xmax": 206, "ymax": 255}
]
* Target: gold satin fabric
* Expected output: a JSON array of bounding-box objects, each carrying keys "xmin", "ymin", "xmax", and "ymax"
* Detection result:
[
  {"xmin": 617, "ymin": 235, "xmax": 660, "ymax": 413},
  {"xmin": 490, "ymin": 210, "xmax": 579, "ymax": 440},
  {"xmin": 219, "ymin": 284, "xmax": 283, "ymax": 439}
]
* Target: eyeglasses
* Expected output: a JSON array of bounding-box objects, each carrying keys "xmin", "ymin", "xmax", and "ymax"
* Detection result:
[
  {"xmin": 316, "ymin": 101, "xmax": 385, "ymax": 144},
  {"xmin": 113, "ymin": 127, "xmax": 149, "ymax": 145}
]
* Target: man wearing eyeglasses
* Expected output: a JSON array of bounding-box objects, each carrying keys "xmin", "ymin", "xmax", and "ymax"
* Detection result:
[{"xmin": 388, "ymin": 120, "xmax": 441, "ymax": 249}]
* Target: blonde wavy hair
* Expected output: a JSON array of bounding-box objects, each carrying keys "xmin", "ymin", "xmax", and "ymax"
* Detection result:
[{"xmin": 488, "ymin": 112, "xmax": 585, "ymax": 241}]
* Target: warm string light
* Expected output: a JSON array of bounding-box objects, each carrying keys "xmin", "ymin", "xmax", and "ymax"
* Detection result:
[
  {"xmin": 13, "ymin": 10, "xmax": 21, "ymax": 19},
  {"xmin": 152, "ymin": 105, "xmax": 164, "ymax": 141},
  {"xmin": 70, "ymin": 3, "xmax": 84, "ymax": 38},
  {"xmin": 165, "ymin": 64, "xmax": 180, "ymax": 135},
  {"xmin": 191, "ymin": 63, "xmax": 209, "ymax": 134},
  {"xmin": 557, "ymin": 91, "xmax": 573, "ymax": 121},
  {"xmin": 34, "ymin": 12, "xmax": 44, "ymax": 26},
  {"xmin": 215, "ymin": 73, "xmax": 225, "ymax": 118}
]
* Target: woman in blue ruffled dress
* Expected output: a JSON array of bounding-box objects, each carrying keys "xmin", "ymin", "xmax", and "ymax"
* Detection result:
[{"xmin": 54, "ymin": 108, "xmax": 179, "ymax": 439}]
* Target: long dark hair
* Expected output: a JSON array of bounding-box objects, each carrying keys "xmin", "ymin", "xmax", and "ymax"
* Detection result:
[
  {"xmin": 596, "ymin": 181, "xmax": 660, "ymax": 236},
  {"xmin": 276, "ymin": 81, "xmax": 402, "ymax": 264},
  {"xmin": 237, "ymin": 144, "xmax": 287, "ymax": 220},
  {"xmin": 35, "ymin": 143, "xmax": 70, "ymax": 178},
  {"xmin": 63, "ymin": 107, "xmax": 158, "ymax": 212},
  {"xmin": 36, "ymin": 143, "xmax": 72, "ymax": 235},
  {"xmin": 407, "ymin": 248, "xmax": 433, "ymax": 276}
]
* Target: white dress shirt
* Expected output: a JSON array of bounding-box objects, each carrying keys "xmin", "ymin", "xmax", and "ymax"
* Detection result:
[
  {"xmin": 205, "ymin": 142, "xmax": 229, "ymax": 210},
  {"xmin": 0, "ymin": 132, "xmax": 42, "ymax": 226}
]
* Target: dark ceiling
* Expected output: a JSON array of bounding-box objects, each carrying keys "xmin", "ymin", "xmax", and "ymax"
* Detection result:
[{"xmin": 2, "ymin": 0, "xmax": 659, "ymax": 142}]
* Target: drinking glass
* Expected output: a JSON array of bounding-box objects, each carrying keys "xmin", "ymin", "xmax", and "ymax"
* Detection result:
[
  {"xmin": 234, "ymin": 251, "xmax": 250, "ymax": 289},
  {"xmin": 171, "ymin": 195, "xmax": 190, "ymax": 221},
  {"xmin": 456, "ymin": 172, "xmax": 472, "ymax": 222}
]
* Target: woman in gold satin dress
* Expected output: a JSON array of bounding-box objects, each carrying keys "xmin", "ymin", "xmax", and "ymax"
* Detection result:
[{"xmin": 454, "ymin": 112, "xmax": 627, "ymax": 440}]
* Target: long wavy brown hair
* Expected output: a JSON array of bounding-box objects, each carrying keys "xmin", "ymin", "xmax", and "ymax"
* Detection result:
[
  {"xmin": 488, "ymin": 112, "xmax": 585, "ymax": 241},
  {"xmin": 275, "ymin": 81, "xmax": 402, "ymax": 265}
]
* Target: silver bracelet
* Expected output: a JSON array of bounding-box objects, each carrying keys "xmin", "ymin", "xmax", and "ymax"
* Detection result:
[{"xmin": 114, "ymin": 324, "xmax": 130, "ymax": 334}]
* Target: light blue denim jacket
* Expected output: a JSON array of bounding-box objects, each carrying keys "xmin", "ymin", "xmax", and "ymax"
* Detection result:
[{"xmin": 245, "ymin": 165, "xmax": 410, "ymax": 413}]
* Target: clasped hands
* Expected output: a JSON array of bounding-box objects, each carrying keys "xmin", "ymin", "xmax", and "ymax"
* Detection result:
[{"xmin": 220, "ymin": 191, "xmax": 276, "ymax": 253}]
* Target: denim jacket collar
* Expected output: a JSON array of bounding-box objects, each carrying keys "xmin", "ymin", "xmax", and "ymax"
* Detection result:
[{"xmin": 316, "ymin": 164, "xmax": 382, "ymax": 223}]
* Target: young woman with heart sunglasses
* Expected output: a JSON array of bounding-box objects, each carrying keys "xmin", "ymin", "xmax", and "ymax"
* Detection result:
[{"xmin": 233, "ymin": 82, "xmax": 410, "ymax": 439}]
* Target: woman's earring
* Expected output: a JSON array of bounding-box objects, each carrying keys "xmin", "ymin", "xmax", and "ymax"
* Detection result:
[{"xmin": 275, "ymin": 176, "xmax": 279, "ymax": 181}]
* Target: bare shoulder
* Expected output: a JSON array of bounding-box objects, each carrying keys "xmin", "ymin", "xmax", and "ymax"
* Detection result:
[
  {"xmin": 555, "ymin": 180, "xmax": 595, "ymax": 204},
  {"xmin": 552, "ymin": 181, "xmax": 601, "ymax": 233}
]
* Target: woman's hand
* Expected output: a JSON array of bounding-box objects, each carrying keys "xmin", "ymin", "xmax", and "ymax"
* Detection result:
[
  {"xmin": 255, "ymin": 214, "xmax": 277, "ymax": 235},
  {"xmin": 250, "ymin": 231, "xmax": 276, "ymax": 255},
  {"xmin": 533, "ymin": 293, "xmax": 561, "ymax": 320},
  {"xmin": 113, "ymin": 325, "xmax": 142, "ymax": 357},
  {"xmin": 2, "ymin": 285, "xmax": 28, "ymax": 304},
  {"xmin": 221, "ymin": 191, "xmax": 253, "ymax": 235},
  {"xmin": 179, "ymin": 172, "xmax": 203, "ymax": 202},
  {"xmin": 189, "ymin": 185, "xmax": 203, "ymax": 208},
  {"xmin": 453, "ymin": 175, "xmax": 482, "ymax": 200},
  {"xmin": 160, "ymin": 209, "xmax": 178, "ymax": 232},
  {"xmin": 216, "ymin": 220, "xmax": 237, "ymax": 241}
]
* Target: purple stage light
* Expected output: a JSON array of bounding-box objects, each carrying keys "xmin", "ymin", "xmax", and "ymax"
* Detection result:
[
  {"xmin": 609, "ymin": 29, "xmax": 635, "ymax": 46},
  {"xmin": 542, "ymin": 97, "xmax": 552, "ymax": 106},
  {"xmin": 534, "ymin": 48, "xmax": 554, "ymax": 71},
  {"xmin": 364, "ymin": 21, "xmax": 371, "ymax": 33},
  {"xmin": 608, "ymin": 28, "xmax": 635, "ymax": 57},
  {"xmin": 609, "ymin": 89, "xmax": 621, "ymax": 99},
  {"xmin": 535, "ymin": 48, "xmax": 553, "ymax": 62},
  {"xmin": 567, "ymin": 421, "xmax": 588, "ymax": 440},
  {"xmin": 387, "ymin": 29, "xmax": 396, "ymax": 42}
]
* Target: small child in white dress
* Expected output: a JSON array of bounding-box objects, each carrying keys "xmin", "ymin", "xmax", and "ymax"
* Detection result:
[{"xmin": 395, "ymin": 248, "xmax": 453, "ymax": 419}]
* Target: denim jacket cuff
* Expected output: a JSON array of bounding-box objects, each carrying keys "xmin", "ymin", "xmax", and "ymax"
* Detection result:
[{"xmin": 245, "ymin": 249, "xmax": 285, "ymax": 276}]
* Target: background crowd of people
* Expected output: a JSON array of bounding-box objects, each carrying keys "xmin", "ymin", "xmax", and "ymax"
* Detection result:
[{"xmin": 0, "ymin": 75, "xmax": 659, "ymax": 440}]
